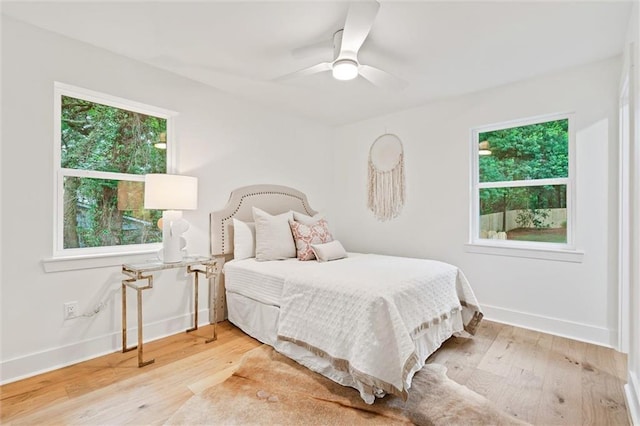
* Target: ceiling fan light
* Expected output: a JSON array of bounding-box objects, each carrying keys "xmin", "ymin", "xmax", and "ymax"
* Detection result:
[{"xmin": 332, "ymin": 59, "xmax": 358, "ymax": 81}]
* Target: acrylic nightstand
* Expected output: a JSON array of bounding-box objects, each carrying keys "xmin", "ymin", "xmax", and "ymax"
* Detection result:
[{"xmin": 121, "ymin": 256, "xmax": 217, "ymax": 367}]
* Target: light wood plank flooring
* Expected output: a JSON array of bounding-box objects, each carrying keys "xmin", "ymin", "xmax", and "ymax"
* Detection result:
[{"xmin": 0, "ymin": 320, "xmax": 629, "ymax": 425}]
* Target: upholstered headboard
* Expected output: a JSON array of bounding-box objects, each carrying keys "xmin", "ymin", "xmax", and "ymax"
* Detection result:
[
  {"xmin": 208, "ymin": 184, "xmax": 317, "ymax": 322},
  {"xmin": 210, "ymin": 184, "xmax": 318, "ymax": 257}
]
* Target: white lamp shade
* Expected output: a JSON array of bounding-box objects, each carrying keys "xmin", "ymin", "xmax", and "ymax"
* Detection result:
[{"xmin": 144, "ymin": 174, "xmax": 198, "ymax": 210}]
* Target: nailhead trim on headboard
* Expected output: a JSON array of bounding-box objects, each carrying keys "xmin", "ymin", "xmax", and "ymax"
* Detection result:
[{"xmin": 219, "ymin": 190, "xmax": 314, "ymax": 254}]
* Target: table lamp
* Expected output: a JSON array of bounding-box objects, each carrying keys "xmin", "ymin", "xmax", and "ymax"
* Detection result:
[{"xmin": 144, "ymin": 174, "xmax": 198, "ymax": 263}]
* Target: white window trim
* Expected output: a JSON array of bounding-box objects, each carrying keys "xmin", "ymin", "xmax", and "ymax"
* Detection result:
[
  {"xmin": 467, "ymin": 111, "xmax": 582, "ymax": 262},
  {"xmin": 42, "ymin": 249, "xmax": 161, "ymax": 273},
  {"xmin": 47, "ymin": 82, "xmax": 178, "ymax": 269}
]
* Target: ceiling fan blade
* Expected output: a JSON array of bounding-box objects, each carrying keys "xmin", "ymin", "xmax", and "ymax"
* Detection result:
[
  {"xmin": 274, "ymin": 62, "xmax": 332, "ymax": 81},
  {"xmin": 339, "ymin": 1, "xmax": 380, "ymax": 58},
  {"xmin": 292, "ymin": 39, "xmax": 333, "ymax": 59},
  {"xmin": 359, "ymin": 65, "xmax": 407, "ymax": 91}
]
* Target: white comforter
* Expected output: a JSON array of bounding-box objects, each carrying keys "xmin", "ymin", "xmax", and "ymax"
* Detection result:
[{"xmin": 275, "ymin": 254, "xmax": 482, "ymax": 403}]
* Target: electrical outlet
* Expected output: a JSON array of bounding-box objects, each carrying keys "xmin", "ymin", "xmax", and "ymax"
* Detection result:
[{"xmin": 64, "ymin": 301, "xmax": 79, "ymax": 319}]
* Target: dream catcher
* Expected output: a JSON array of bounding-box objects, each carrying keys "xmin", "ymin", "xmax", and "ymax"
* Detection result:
[{"xmin": 367, "ymin": 134, "xmax": 405, "ymax": 221}]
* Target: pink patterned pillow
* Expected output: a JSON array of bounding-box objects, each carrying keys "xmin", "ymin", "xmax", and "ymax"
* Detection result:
[{"xmin": 289, "ymin": 219, "xmax": 334, "ymax": 261}]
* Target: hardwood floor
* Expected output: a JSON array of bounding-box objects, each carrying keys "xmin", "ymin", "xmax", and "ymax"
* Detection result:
[
  {"xmin": 0, "ymin": 320, "xmax": 629, "ymax": 425},
  {"xmin": 0, "ymin": 322, "xmax": 261, "ymax": 425},
  {"xmin": 427, "ymin": 321, "xmax": 629, "ymax": 425}
]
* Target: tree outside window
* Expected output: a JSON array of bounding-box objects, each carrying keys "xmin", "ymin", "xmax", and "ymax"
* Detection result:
[
  {"xmin": 473, "ymin": 116, "xmax": 572, "ymax": 246},
  {"xmin": 55, "ymin": 84, "xmax": 174, "ymax": 255}
]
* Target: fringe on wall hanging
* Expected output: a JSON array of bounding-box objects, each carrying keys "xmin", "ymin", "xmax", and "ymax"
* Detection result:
[{"xmin": 367, "ymin": 133, "xmax": 405, "ymax": 221}]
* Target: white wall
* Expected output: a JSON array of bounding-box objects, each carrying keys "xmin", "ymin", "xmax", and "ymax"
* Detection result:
[
  {"xmin": 331, "ymin": 57, "xmax": 621, "ymax": 348},
  {"xmin": 0, "ymin": 16, "xmax": 333, "ymax": 383}
]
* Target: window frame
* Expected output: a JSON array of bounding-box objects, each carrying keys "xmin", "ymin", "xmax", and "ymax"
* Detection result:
[
  {"xmin": 469, "ymin": 112, "xmax": 577, "ymax": 254},
  {"xmin": 52, "ymin": 82, "xmax": 177, "ymax": 259}
]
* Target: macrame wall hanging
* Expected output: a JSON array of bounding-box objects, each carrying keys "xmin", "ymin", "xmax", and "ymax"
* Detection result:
[{"xmin": 367, "ymin": 133, "xmax": 405, "ymax": 221}]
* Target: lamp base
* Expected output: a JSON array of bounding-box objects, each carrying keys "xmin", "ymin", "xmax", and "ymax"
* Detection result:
[{"xmin": 160, "ymin": 210, "xmax": 188, "ymax": 263}]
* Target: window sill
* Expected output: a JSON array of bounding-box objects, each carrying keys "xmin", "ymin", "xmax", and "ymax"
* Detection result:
[
  {"xmin": 42, "ymin": 250, "xmax": 161, "ymax": 273},
  {"xmin": 464, "ymin": 243, "xmax": 584, "ymax": 263}
]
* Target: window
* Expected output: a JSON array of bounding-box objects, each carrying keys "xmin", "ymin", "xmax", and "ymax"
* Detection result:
[
  {"xmin": 53, "ymin": 83, "xmax": 176, "ymax": 257},
  {"xmin": 470, "ymin": 113, "xmax": 574, "ymax": 250}
]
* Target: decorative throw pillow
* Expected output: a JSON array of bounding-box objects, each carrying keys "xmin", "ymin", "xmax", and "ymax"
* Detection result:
[
  {"xmin": 232, "ymin": 218, "xmax": 256, "ymax": 260},
  {"xmin": 311, "ymin": 240, "xmax": 348, "ymax": 262},
  {"xmin": 252, "ymin": 207, "xmax": 296, "ymax": 261},
  {"xmin": 289, "ymin": 219, "xmax": 333, "ymax": 261},
  {"xmin": 292, "ymin": 211, "xmax": 324, "ymax": 225}
]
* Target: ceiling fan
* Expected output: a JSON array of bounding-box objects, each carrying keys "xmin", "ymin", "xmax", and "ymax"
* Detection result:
[{"xmin": 276, "ymin": 1, "xmax": 407, "ymax": 90}]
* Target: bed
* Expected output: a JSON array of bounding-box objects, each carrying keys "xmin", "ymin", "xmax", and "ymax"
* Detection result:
[{"xmin": 210, "ymin": 184, "xmax": 483, "ymax": 404}]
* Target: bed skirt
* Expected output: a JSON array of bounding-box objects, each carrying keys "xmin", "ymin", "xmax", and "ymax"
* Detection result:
[{"xmin": 226, "ymin": 290, "xmax": 466, "ymax": 404}]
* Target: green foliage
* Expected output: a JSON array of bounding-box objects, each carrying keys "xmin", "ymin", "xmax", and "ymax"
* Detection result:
[
  {"xmin": 61, "ymin": 96, "xmax": 166, "ymax": 249},
  {"xmin": 478, "ymin": 119, "xmax": 568, "ymax": 224},
  {"xmin": 61, "ymin": 96, "xmax": 166, "ymax": 174},
  {"xmin": 479, "ymin": 119, "xmax": 568, "ymax": 183},
  {"xmin": 515, "ymin": 208, "xmax": 550, "ymax": 229}
]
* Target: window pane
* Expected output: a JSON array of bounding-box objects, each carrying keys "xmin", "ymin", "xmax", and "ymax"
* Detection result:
[
  {"xmin": 478, "ymin": 119, "xmax": 568, "ymax": 183},
  {"xmin": 63, "ymin": 176, "xmax": 162, "ymax": 249},
  {"xmin": 61, "ymin": 96, "xmax": 167, "ymax": 174},
  {"xmin": 479, "ymin": 185, "xmax": 567, "ymax": 243}
]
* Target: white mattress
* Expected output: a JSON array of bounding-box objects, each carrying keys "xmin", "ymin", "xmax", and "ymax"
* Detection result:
[{"xmin": 224, "ymin": 255, "xmax": 364, "ymax": 306}]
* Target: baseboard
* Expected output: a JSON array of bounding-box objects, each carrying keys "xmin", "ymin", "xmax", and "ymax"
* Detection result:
[
  {"xmin": 626, "ymin": 371, "xmax": 640, "ymax": 426},
  {"xmin": 0, "ymin": 304, "xmax": 617, "ymax": 385},
  {"xmin": 481, "ymin": 304, "xmax": 614, "ymax": 348},
  {"xmin": 0, "ymin": 308, "xmax": 211, "ymax": 385}
]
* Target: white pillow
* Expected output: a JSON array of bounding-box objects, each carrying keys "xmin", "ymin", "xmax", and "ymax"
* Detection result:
[
  {"xmin": 253, "ymin": 207, "xmax": 296, "ymax": 261},
  {"xmin": 292, "ymin": 211, "xmax": 324, "ymax": 225},
  {"xmin": 232, "ymin": 218, "xmax": 255, "ymax": 260},
  {"xmin": 310, "ymin": 240, "xmax": 347, "ymax": 262}
]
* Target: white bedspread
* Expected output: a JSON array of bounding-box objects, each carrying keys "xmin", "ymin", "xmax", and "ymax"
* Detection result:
[{"xmin": 275, "ymin": 254, "xmax": 482, "ymax": 402}]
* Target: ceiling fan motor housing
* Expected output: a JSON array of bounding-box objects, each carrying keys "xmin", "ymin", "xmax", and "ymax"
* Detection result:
[{"xmin": 332, "ymin": 29, "xmax": 359, "ymax": 80}]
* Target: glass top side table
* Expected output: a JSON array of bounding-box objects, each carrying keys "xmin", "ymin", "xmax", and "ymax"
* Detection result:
[{"xmin": 121, "ymin": 256, "xmax": 217, "ymax": 367}]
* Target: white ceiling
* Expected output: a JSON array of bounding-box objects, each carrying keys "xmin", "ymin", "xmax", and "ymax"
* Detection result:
[{"xmin": 2, "ymin": 1, "xmax": 633, "ymax": 126}]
